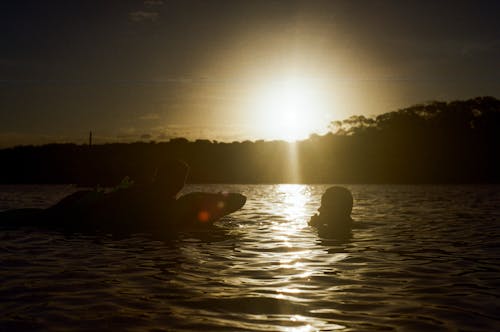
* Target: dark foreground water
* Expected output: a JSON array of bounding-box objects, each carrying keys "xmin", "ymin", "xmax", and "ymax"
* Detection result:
[{"xmin": 1, "ymin": 184, "xmax": 499, "ymax": 331}]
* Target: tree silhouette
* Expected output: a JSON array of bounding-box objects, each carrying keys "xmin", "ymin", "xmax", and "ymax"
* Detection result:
[{"xmin": 0, "ymin": 97, "xmax": 498, "ymax": 184}]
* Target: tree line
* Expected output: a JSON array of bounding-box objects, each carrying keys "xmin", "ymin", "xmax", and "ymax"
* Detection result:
[{"xmin": 0, "ymin": 96, "xmax": 498, "ymax": 184}]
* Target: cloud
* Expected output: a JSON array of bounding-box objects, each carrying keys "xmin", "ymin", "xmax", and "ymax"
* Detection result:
[
  {"xmin": 129, "ymin": 11, "xmax": 159, "ymax": 23},
  {"xmin": 150, "ymin": 124, "xmax": 253, "ymax": 143},
  {"xmin": 144, "ymin": 0, "xmax": 164, "ymax": 7},
  {"xmin": 0, "ymin": 132, "xmax": 90, "ymax": 148},
  {"xmin": 129, "ymin": 0, "xmax": 164, "ymax": 23},
  {"xmin": 460, "ymin": 40, "xmax": 500, "ymax": 57},
  {"xmin": 138, "ymin": 113, "xmax": 161, "ymax": 121}
]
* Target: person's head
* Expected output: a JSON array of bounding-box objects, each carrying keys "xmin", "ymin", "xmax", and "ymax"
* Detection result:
[
  {"xmin": 319, "ymin": 186, "xmax": 353, "ymax": 219},
  {"xmin": 153, "ymin": 159, "xmax": 189, "ymax": 197}
]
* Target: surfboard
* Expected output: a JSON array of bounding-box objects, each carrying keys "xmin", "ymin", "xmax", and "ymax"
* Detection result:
[
  {"xmin": 174, "ymin": 192, "xmax": 247, "ymax": 225},
  {"xmin": 0, "ymin": 191, "xmax": 246, "ymax": 234}
]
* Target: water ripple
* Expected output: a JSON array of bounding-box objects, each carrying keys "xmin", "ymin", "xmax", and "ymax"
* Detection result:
[{"xmin": 1, "ymin": 184, "xmax": 499, "ymax": 331}]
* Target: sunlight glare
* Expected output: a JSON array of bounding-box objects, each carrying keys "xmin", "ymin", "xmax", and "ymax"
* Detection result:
[
  {"xmin": 270, "ymin": 185, "xmax": 312, "ymax": 245},
  {"xmin": 252, "ymin": 78, "xmax": 330, "ymax": 141},
  {"xmin": 276, "ymin": 184, "xmax": 311, "ymax": 225}
]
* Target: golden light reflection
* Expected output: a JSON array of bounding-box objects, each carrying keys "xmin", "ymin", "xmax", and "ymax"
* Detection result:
[
  {"xmin": 267, "ymin": 185, "xmax": 313, "ymax": 269},
  {"xmin": 276, "ymin": 184, "xmax": 311, "ymax": 222},
  {"xmin": 269, "ymin": 185, "xmax": 311, "ymax": 247},
  {"xmin": 244, "ymin": 184, "xmax": 350, "ymax": 332},
  {"xmin": 282, "ymin": 322, "xmax": 346, "ymax": 332}
]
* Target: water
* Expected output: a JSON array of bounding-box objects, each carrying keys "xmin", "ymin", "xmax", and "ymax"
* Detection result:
[{"xmin": 1, "ymin": 184, "xmax": 499, "ymax": 331}]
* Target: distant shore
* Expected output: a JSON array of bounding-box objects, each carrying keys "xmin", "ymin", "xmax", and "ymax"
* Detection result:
[{"xmin": 1, "ymin": 97, "xmax": 498, "ymax": 185}]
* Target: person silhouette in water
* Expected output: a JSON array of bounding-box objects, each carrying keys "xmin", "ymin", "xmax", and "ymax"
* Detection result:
[
  {"xmin": 309, "ymin": 186, "xmax": 353, "ymax": 238},
  {"xmin": 43, "ymin": 159, "xmax": 189, "ymax": 231},
  {"xmin": 93, "ymin": 159, "xmax": 190, "ymax": 228},
  {"xmin": 1, "ymin": 159, "xmax": 246, "ymax": 237},
  {"xmin": 137, "ymin": 159, "xmax": 189, "ymax": 200}
]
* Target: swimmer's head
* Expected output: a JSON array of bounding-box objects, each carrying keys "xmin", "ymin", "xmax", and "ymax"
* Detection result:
[{"xmin": 318, "ymin": 186, "xmax": 353, "ymax": 218}]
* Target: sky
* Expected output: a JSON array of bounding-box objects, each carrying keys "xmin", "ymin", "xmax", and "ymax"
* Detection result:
[{"xmin": 1, "ymin": 0, "xmax": 499, "ymax": 146}]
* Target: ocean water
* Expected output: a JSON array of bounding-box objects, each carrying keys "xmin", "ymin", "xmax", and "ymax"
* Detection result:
[{"xmin": 0, "ymin": 184, "xmax": 499, "ymax": 331}]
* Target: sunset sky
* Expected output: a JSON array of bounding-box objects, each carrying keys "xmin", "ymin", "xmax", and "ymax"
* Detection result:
[{"xmin": 1, "ymin": 0, "xmax": 499, "ymax": 146}]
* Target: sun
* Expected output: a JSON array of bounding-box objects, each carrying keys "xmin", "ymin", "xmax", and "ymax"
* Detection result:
[{"xmin": 252, "ymin": 78, "xmax": 329, "ymax": 141}]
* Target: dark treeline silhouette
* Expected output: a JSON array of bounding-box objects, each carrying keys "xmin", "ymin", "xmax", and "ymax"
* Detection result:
[{"xmin": 1, "ymin": 97, "xmax": 498, "ymax": 184}]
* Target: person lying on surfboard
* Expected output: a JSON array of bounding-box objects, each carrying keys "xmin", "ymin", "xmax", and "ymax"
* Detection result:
[
  {"xmin": 0, "ymin": 159, "xmax": 246, "ymax": 236},
  {"xmin": 309, "ymin": 186, "xmax": 353, "ymax": 238}
]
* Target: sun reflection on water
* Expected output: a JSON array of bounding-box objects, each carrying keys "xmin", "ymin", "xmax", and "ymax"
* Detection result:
[
  {"xmin": 218, "ymin": 184, "xmax": 352, "ymax": 331},
  {"xmin": 275, "ymin": 184, "xmax": 311, "ymax": 223},
  {"xmin": 263, "ymin": 184, "xmax": 350, "ymax": 331},
  {"xmin": 269, "ymin": 184, "xmax": 312, "ymax": 247}
]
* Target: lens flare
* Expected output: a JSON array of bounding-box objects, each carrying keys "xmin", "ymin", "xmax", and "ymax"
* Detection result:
[{"xmin": 197, "ymin": 210, "xmax": 210, "ymax": 222}]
